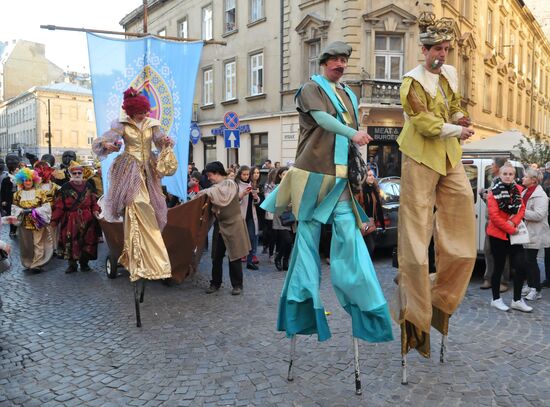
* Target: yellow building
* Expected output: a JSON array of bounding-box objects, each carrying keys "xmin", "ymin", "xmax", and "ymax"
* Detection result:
[
  {"xmin": 120, "ymin": 0, "xmax": 550, "ymax": 173},
  {"xmin": 0, "ymin": 40, "xmax": 64, "ymax": 102},
  {"xmin": 435, "ymin": 0, "xmax": 550, "ymax": 140},
  {"xmin": 0, "ymin": 83, "xmax": 96, "ymax": 163}
]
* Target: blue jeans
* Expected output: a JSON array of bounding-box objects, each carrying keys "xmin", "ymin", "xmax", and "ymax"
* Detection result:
[{"xmin": 246, "ymin": 217, "xmax": 257, "ymax": 264}]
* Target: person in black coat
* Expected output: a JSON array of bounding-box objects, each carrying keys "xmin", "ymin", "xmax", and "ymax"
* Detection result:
[
  {"xmin": 359, "ymin": 169, "xmax": 385, "ymax": 255},
  {"xmin": 0, "ymin": 154, "xmax": 21, "ymax": 237}
]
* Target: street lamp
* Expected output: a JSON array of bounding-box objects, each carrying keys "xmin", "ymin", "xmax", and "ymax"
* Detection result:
[{"xmin": 36, "ymin": 97, "xmax": 52, "ymax": 155}]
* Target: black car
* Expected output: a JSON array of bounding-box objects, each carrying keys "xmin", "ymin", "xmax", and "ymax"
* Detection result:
[{"xmin": 374, "ymin": 176, "xmax": 400, "ymax": 248}]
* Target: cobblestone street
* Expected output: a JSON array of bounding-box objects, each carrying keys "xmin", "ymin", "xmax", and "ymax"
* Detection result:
[{"xmin": 1, "ymin": 231, "xmax": 549, "ymax": 407}]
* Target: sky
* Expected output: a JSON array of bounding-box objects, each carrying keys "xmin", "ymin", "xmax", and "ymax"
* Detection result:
[{"xmin": 1, "ymin": 0, "xmax": 142, "ymax": 73}]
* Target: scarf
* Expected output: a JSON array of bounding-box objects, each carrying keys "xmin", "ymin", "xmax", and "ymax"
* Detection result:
[
  {"xmin": 522, "ymin": 185, "xmax": 537, "ymax": 205},
  {"xmin": 491, "ymin": 177, "xmax": 522, "ymax": 214}
]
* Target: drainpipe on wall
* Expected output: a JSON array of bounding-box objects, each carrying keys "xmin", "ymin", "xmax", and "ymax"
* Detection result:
[
  {"xmin": 529, "ymin": 38, "xmax": 536, "ymax": 136},
  {"xmin": 280, "ymin": 0, "xmax": 284, "ymax": 112}
]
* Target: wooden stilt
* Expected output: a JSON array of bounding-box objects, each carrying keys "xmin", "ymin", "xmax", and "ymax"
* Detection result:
[
  {"xmin": 287, "ymin": 335, "xmax": 297, "ymax": 381},
  {"xmin": 353, "ymin": 337, "xmax": 362, "ymax": 395},
  {"xmin": 440, "ymin": 334, "xmax": 447, "ymax": 363},
  {"xmin": 401, "ymin": 354, "xmax": 408, "ymax": 385},
  {"xmin": 134, "ymin": 281, "xmax": 141, "ymax": 328},
  {"xmin": 140, "ymin": 279, "xmax": 146, "ymax": 303}
]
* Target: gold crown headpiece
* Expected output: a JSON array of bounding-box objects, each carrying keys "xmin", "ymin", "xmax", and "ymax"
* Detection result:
[{"xmin": 418, "ymin": 12, "xmax": 455, "ymax": 45}]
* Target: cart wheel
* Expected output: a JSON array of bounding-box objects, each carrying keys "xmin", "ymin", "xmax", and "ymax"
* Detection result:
[{"xmin": 105, "ymin": 255, "xmax": 118, "ymax": 279}]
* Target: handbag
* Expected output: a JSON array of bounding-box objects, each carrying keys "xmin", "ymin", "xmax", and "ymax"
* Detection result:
[
  {"xmin": 509, "ymin": 220, "xmax": 530, "ymax": 245},
  {"xmin": 156, "ymin": 146, "xmax": 178, "ymax": 177},
  {"xmin": 280, "ymin": 210, "xmax": 295, "ymax": 227},
  {"xmin": 0, "ymin": 249, "xmax": 10, "ymax": 274},
  {"xmin": 348, "ymin": 141, "xmax": 369, "ymax": 194}
]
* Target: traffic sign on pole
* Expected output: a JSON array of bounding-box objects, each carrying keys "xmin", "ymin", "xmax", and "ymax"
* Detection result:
[
  {"xmin": 223, "ymin": 111, "xmax": 240, "ymax": 130},
  {"xmin": 224, "ymin": 129, "xmax": 240, "ymax": 148}
]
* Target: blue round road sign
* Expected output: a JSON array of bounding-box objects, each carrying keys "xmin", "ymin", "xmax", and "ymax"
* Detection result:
[{"xmin": 224, "ymin": 111, "xmax": 240, "ymax": 130}]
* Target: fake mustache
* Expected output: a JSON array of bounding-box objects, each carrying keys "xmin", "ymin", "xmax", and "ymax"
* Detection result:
[{"xmin": 334, "ymin": 67, "xmax": 345, "ymax": 74}]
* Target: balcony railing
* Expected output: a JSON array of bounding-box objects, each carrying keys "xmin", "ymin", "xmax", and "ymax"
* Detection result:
[{"xmin": 361, "ymin": 79, "xmax": 402, "ymax": 105}]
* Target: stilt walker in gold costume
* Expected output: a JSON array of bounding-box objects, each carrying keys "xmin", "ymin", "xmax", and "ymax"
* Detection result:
[
  {"xmin": 393, "ymin": 12, "xmax": 477, "ymax": 383},
  {"xmin": 93, "ymin": 88, "xmax": 174, "ymax": 326}
]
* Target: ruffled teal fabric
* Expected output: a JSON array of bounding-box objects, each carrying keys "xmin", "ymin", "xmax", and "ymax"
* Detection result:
[{"xmin": 276, "ymin": 201, "xmax": 393, "ymax": 342}]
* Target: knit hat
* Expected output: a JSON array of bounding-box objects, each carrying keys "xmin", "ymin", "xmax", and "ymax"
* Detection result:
[
  {"xmin": 319, "ymin": 41, "xmax": 352, "ymax": 65},
  {"xmin": 204, "ymin": 161, "xmax": 227, "ymax": 176}
]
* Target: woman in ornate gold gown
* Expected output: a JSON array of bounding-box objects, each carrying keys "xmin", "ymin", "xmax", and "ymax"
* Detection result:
[{"xmin": 92, "ymin": 88, "xmax": 173, "ymax": 281}]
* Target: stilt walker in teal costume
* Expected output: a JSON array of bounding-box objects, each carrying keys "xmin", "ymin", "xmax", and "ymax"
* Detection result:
[{"xmin": 261, "ymin": 41, "xmax": 393, "ymax": 393}]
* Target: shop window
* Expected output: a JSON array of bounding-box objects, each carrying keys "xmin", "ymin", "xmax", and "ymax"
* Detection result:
[{"xmin": 251, "ymin": 133, "xmax": 268, "ymax": 166}]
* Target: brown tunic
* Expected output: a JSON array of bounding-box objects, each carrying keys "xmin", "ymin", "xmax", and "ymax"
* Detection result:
[
  {"xmin": 206, "ymin": 179, "xmax": 251, "ymax": 261},
  {"xmin": 294, "ymin": 81, "xmax": 358, "ymax": 176}
]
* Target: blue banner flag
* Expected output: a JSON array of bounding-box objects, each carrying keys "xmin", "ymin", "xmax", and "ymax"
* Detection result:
[{"xmin": 86, "ymin": 33, "xmax": 203, "ymax": 200}]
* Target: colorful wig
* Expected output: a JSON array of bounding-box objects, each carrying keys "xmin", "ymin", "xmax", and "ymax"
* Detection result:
[
  {"xmin": 122, "ymin": 87, "xmax": 150, "ymax": 117},
  {"xmin": 33, "ymin": 160, "xmax": 54, "ymax": 182},
  {"xmin": 14, "ymin": 167, "xmax": 41, "ymax": 188}
]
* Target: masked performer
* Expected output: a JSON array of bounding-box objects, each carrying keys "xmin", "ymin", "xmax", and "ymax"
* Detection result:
[
  {"xmin": 54, "ymin": 151, "xmax": 77, "ymax": 187},
  {"xmin": 92, "ymin": 88, "xmax": 173, "ymax": 281},
  {"xmin": 11, "ymin": 168, "xmax": 52, "ymax": 272},
  {"xmin": 34, "ymin": 161, "xmax": 60, "ymax": 255},
  {"xmin": 262, "ymin": 41, "xmax": 393, "ymax": 351},
  {"xmin": 51, "ymin": 161, "xmax": 100, "ymax": 273},
  {"xmin": 393, "ymin": 12, "xmax": 476, "ymax": 361}
]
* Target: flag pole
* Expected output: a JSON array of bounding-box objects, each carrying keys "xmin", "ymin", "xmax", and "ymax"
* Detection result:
[
  {"xmin": 40, "ymin": 25, "xmax": 227, "ymax": 46},
  {"xmin": 143, "ymin": 0, "xmax": 148, "ymax": 33}
]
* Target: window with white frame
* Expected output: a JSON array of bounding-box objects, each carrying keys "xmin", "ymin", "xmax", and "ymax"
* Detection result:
[
  {"xmin": 487, "ymin": 8, "xmax": 493, "ymax": 45},
  {"xmin": 517, "ymin": 92, "xmax": 522, "ymax": 125},
  {"xmin": 483, "ymin": 73, "xmax": 492, "ymax": 111},
  {"xmin": 250, "ymin": 0, "xmax": 264, "ymax": 22},
  {"xmin": 203, "ymin": 137, "xmax": 217, "ymax": 164},
  {"xmin": 308, "ymin": 40, "xmax": 321, "ymax": 78},
  {"xmin": 251, "ymin": 133, "xmax": 268, "ymax": 166},
  {"xmin": 459, "ymin": 56, "xmax": 470, "ymax": 99},
  {"xmin": 178, "ymin": 17, "xmax": 188, "ymax": 38},
  {"xmin": 203, "ymin": 68, "xmax": 213, "ymax": 105},
  {"xmin": 498, "ymin": 20, "xmax": 504, "ymax": 55},
  {"xmin": 250, "ymin": 52, "xmax": 264, "ymax": 95},
  {"xmin": 507, "ymin": 87, "xmax": 514, "ymax": 121},
  {"xmin": 374, "ymin": 35, "xmax": 404, "ymax": 81},
  {"xmin": 224, "ymin": 60, "xmax": 236, "ymax": 100},
  {"xmin": 519, "ymin": 43, "xmax": 524, "ymax": 73},
  {"xmin": 461, "ymin": 0, "xmax": 471, "ymax": 20},
  {"xmin": 496, "ymin": 81, "xmax": 503, "ymax": 117},
  {"xmin": 202, "ymin": 5, "xmax": 213, "ymax": 41},
  {"xmin": 225, "ymin": 0, "xmax": 236, "ymax": 32}
]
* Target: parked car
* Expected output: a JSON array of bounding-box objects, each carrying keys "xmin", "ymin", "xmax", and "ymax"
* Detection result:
[{"xmin": 375, "ymin": 176, "xmax": 400, "ymax": 249}]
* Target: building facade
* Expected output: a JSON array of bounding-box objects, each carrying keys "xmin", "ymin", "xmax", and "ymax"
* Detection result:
[
  {"xmin": 121, "ymin": 0, "xmax": 550, "ymax": 174},
  {"xmin": 0, "ymin": 40, "xmax": 64, "ymax": 102},
  {"xmin": 0, "ymin": 83, "xmax": 96, "ymax": 163}
]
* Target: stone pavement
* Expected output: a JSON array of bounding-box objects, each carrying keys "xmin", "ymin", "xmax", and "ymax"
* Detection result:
[{"xmin": 0, "ymin": 231, "xmax": 549, "ymax": 407}]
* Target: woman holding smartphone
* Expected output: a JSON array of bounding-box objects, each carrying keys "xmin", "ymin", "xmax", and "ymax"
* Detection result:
[{"xmin": 235, "ymin": 166, "xmax": 260, "ymax": 270}]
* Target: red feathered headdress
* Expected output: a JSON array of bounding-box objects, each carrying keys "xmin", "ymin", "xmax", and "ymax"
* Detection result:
[
  {"xmin": 122, "ymin": 87, "xmax": 150, "ymax": 117},
  {"xmin": 33, "ymin": 160, "xmax": 54, "ymax": 182}
]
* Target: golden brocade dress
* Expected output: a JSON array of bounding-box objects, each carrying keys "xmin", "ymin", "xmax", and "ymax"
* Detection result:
[
  {"xmin": 12, "ymin": 188, "xmax": 53, "ymax": 269},
  {"xmin": 93, "ymin": 117, "xmax": 171, "ymax": 282}
]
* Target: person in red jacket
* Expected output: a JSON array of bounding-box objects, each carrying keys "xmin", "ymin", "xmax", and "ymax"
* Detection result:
[{"xmin": 486, "ymin": 164, "xmax": 531, "ymax": 312}]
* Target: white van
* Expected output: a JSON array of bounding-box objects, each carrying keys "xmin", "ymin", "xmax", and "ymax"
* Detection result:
[{"xmin": 461, "ymin": 151, "xmax": 526, "ymax": 256}]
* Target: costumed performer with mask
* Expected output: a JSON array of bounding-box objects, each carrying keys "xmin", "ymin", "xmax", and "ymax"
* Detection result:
[
  {"xmin": 11, "ymin": 168, "xmax": 53, "ymax": 272},
  {"xmin": 92, "ymin": 87, "xmax": 174, "ymax": 282},
  {"xmin": 261, "ymin": 40, "xmax": 393, "ymax": 392},
  {"xmin": 393, "ymin": 12, "xmax": 476, "ymax": 380}
]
